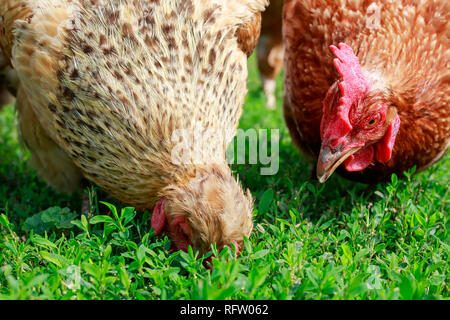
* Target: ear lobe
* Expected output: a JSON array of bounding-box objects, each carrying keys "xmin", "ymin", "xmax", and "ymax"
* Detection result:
[
  {"xmin": 151, "ymin": 198, "xmax": 167, "ymax": 236},
  {"xmin": 375, "ymin": 115, "xmax": 401, "ymax": 163},
  {"xmin": 169, "ymin": 215, "xmax": 192, "ymax": 252},
  {"xmin": 170, "ymin": 216, "xmax": 190, "ymax": 236}
]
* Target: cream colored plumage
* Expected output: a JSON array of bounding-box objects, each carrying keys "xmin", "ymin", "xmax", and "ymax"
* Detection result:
[{"xmin": 1, "ymin": 0, "xmax": 268, "ymax": 255}]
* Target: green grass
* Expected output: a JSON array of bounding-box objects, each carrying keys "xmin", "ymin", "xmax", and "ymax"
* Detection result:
[{"xmin": 0, "ymin": 55, "xmax": 448, "ymax": 300}]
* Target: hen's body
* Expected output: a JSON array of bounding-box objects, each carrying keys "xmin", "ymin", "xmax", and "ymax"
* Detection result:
[
  {"xmin": 2, "ymin": 0, "xmax": 267, "ymax": 254},
  {"xmin": 257, "ymin": 0, "xmax": 284, "ymax": 109},
  {"xmin": 283, "ymin": 0, "xmax": 449, "ymax": 182}
]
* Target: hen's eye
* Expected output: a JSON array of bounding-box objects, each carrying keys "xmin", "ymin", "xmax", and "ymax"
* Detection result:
[{"xmin": 366, "ymin": 117, "xmax": 378, "ymax": 128}]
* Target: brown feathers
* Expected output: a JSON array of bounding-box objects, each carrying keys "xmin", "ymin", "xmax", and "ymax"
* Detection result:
[
  {"xmin": 236, "ymin": 11, "xmax": 262, "ymax": 57},
  {"xmin": 0, "ymin": 0, "xmax": 33, "ymax": 62},
  {"xmin": 283, "ymin": 0, "xmax": 449, "ymax": 182}
]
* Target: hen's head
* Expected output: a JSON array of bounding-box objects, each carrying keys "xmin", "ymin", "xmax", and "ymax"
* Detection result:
[
  {"xmin": 317, "ymin": 43, "xmax": 401, "ymax": 182},
  {"xmin": 151, "ymin": 165, "xmax": 253, "ymax": 258}
]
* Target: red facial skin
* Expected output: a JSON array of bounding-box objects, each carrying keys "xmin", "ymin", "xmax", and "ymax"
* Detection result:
[
  {"xmin": 317, "ymin": 43, "xmax": 401, "ymax": 182},
  {"xmin": 168, "ymin": 216, "xmax": 192, "ymax": 252},
  {"xmin": 151, "ymin": 198, "xmax": 240, "ymax": 269},
  {"xmin": 151, "ymin": 198, "xmax": 191, "ymax": 252}
]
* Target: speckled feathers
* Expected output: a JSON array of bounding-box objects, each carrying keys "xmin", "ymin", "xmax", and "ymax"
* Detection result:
[
  {"xmin": 2, "ymin": 0, "xmax": 266, "ymax": 205},
  {"xmin": 1, "ymin": 0, "xmax": 268, "ymax": 253}
]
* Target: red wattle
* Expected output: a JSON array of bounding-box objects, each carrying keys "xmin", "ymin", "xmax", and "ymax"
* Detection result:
[
  {"xmin": 344, "ymin": 146, "xmax": 374, "ymax": 171},
  {"xmin": 151, "ymin": 198, "xmax": 167, "ymax": 236}
]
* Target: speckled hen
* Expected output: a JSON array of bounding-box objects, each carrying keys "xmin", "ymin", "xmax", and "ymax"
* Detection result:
[
  {"xmin": 1, "ymin": 0, "xmax": 268, "ymax": 256},
  {"xmin": 283, "ymin": 0, "xmax": 449, "ymax": 183}
]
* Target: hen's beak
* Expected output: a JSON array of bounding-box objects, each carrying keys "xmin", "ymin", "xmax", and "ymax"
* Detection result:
[{"xmin": 316, "ymin": 145, "xmax": 361, "ymax": 183}]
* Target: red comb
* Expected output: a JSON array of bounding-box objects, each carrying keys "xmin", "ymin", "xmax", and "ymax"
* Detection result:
[
  {"xmin": 330, "ymin": 43, "xmax": 370, "ymax": 104},
  {"xmin": 321, "ymin": 43, "xmax": 370, "ymax": 144}
]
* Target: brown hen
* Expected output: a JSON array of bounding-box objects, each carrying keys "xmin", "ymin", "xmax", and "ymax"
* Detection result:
[
  {"xmin": 1, "ymin": 0, "xmax": 268, "ymax": 257},
  {"xmin": 283, "ymin": 0, "xmax": 449, "ymax": 183},
  {"xmin": 257, "ymin": 0, "xmax": 284, "ymax": 110}
]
